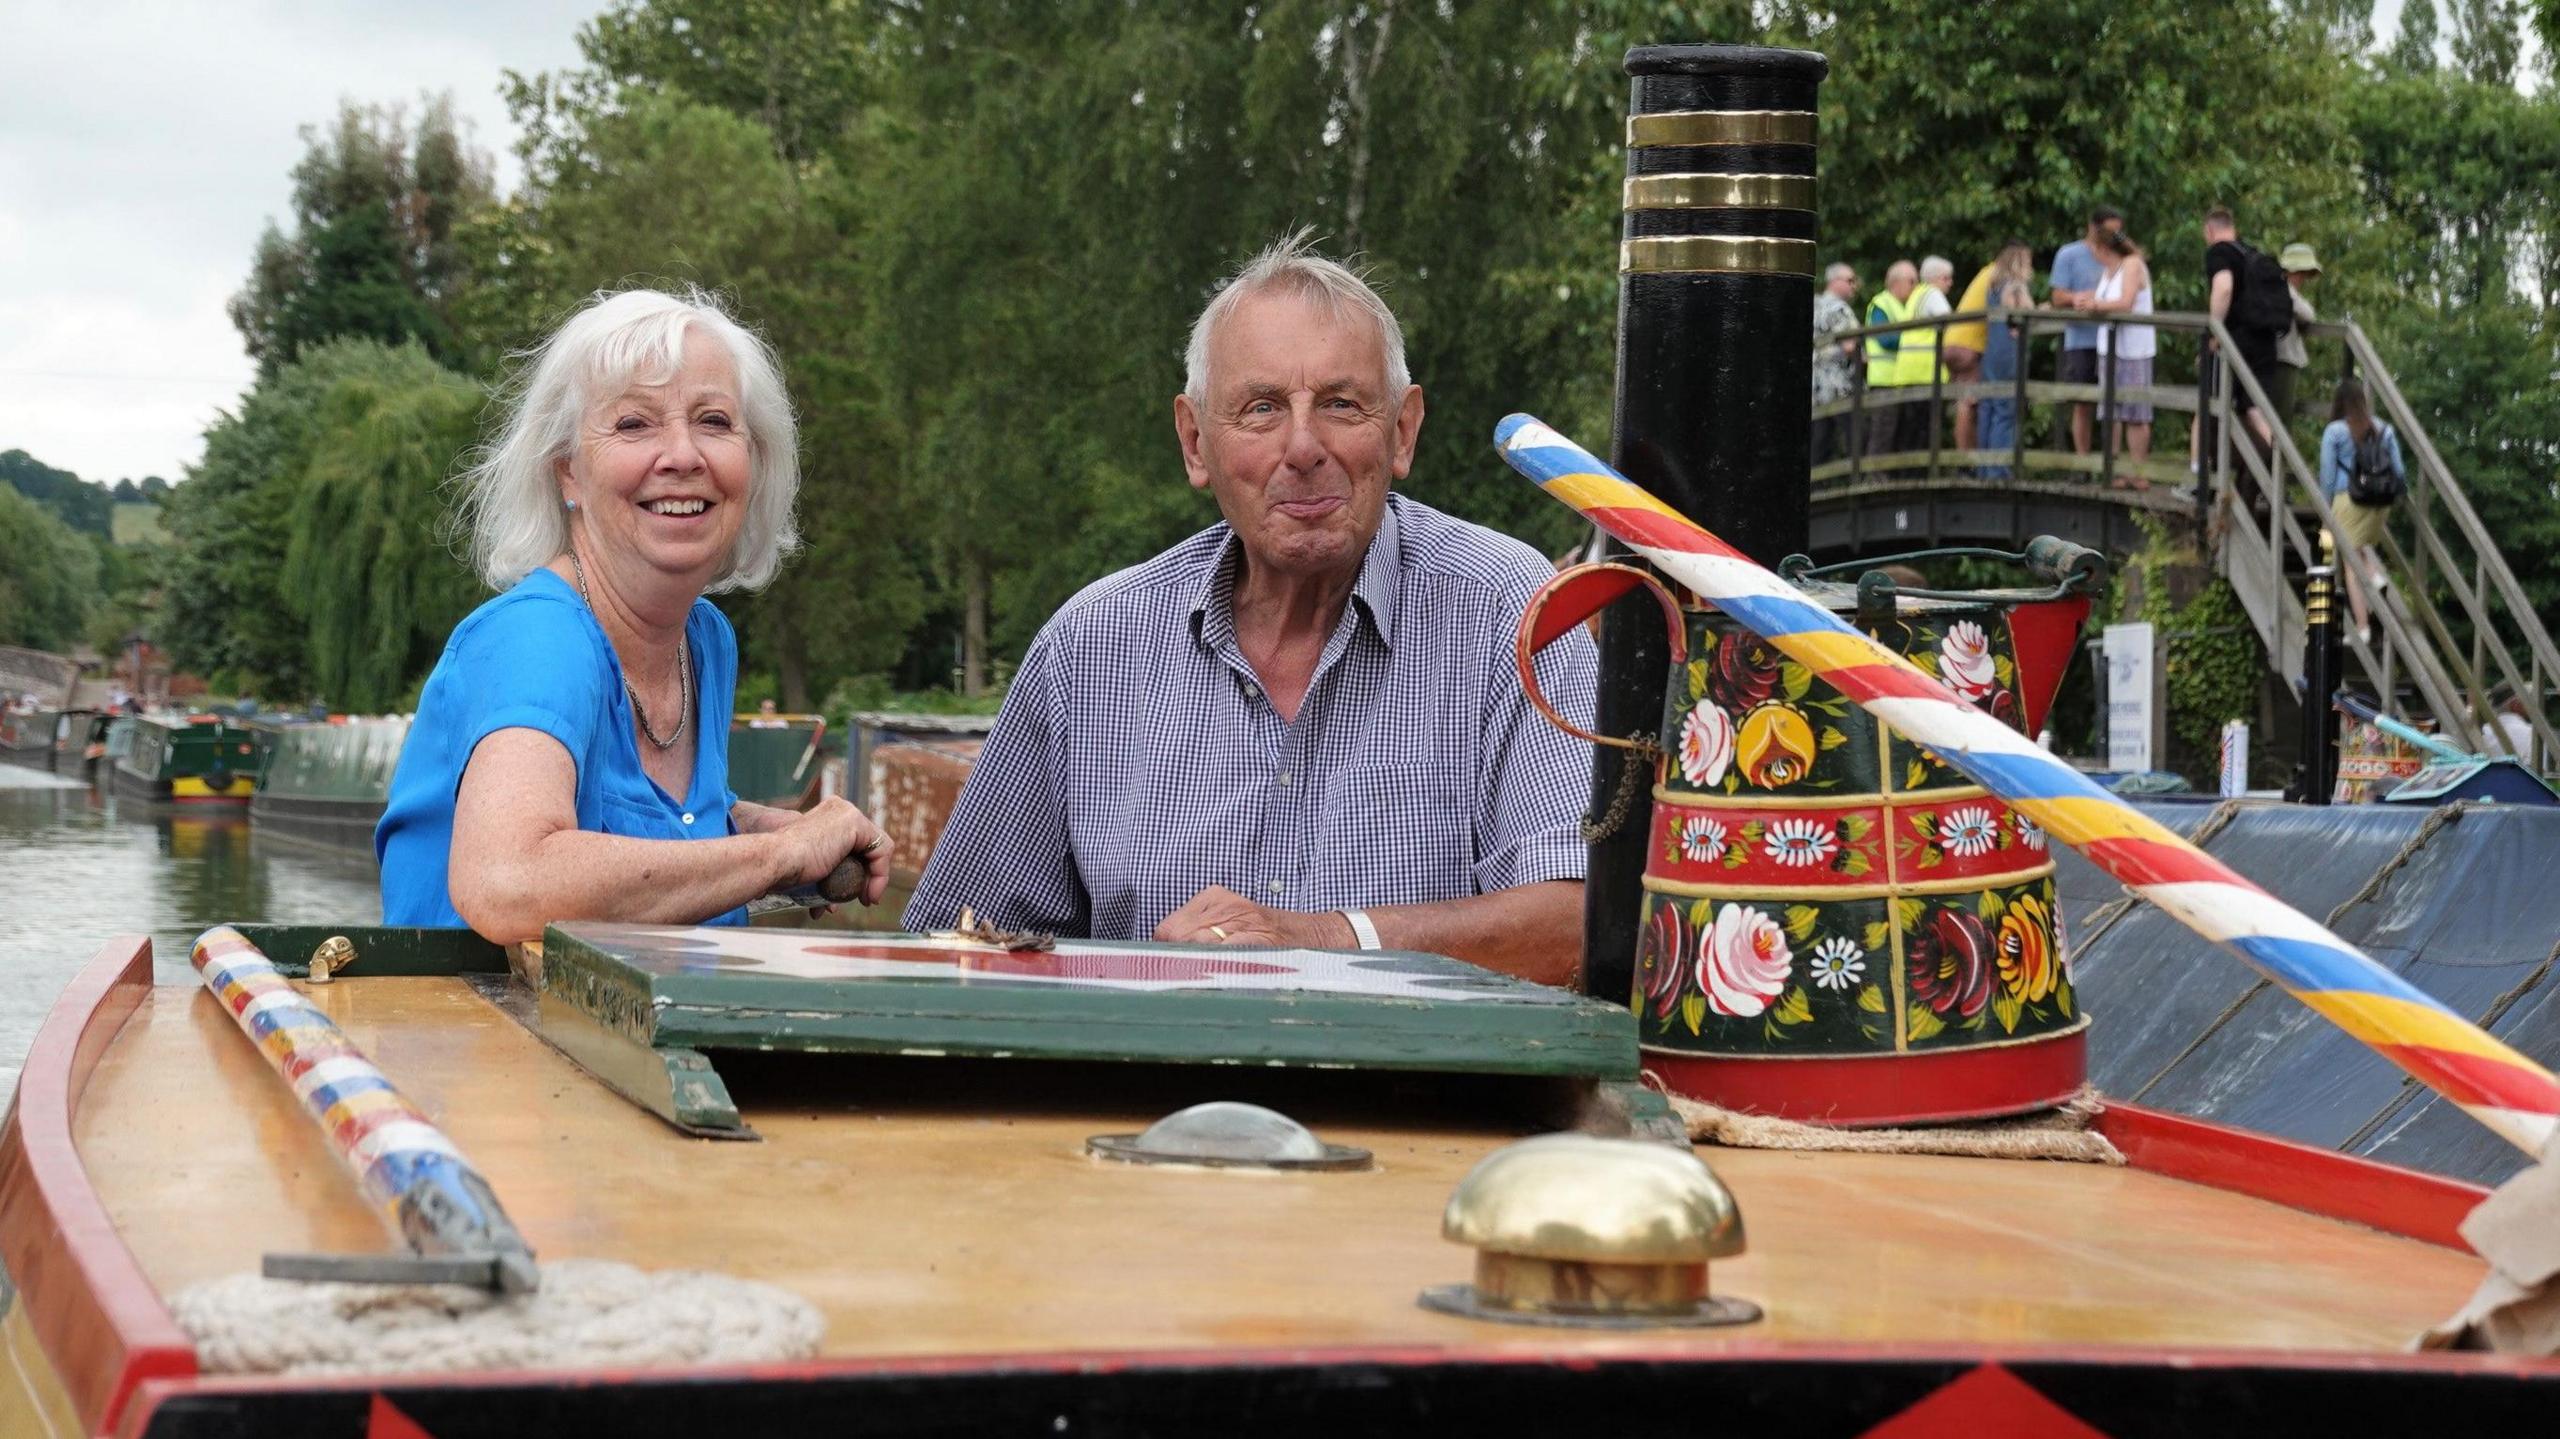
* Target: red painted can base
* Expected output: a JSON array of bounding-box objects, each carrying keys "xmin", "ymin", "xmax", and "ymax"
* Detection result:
[{"xmin": 1644, "ymin": 1027, "xmax": 2089, "ymax": 1127}]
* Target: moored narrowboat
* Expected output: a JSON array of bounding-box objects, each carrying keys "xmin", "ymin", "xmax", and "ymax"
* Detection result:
[
  {"xmin": 51, "ymin": 708, "xmax": 113, "ymax": 774},
  {"xmin": 0, "ymin": 707, "xmax": 59, "ymax": 764},
  {"xmin": 110, "ymin": 717, "xmax": 267, "ymax": 810},
  {"xmin": 248, "ymin": 718, "xmax": 411, "ymax": 850},
  {"xmin": 728, "ymin": 711, "xmax": 829, "ymax": 809}
]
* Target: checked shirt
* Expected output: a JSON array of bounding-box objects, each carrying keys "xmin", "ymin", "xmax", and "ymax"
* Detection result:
[{"xmin": 904, "ymin": 493, "xmax": 1598, "ymax": 941}]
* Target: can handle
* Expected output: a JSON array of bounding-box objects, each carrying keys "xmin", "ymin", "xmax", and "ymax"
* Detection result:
[{"xmin": 1516, "ymin": 562, "xmax": 1686, "ymax": 750}]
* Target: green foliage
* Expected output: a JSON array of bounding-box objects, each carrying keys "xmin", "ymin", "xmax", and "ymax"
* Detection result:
[
  {"xmin": 229, "ymin": 97, "xmax": 494, "ymax": 378},
  {"xmin": 162, "ymin": 341, "xmax": 484, "ymax": 705},
  {"xmin": 1, "ymin": 449, "xmax": 114, "ymax": 537},
  {"xmin": 0, "ymin": 485, "xmax": 102, "ymax": 652},
  {"xmin": 277, "ymin": 353, "xmax": 487, "ymax": 711}
]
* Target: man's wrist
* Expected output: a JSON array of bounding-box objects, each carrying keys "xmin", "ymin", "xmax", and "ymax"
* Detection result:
[{"xmin": 1339, "ymin": 908, "xmax": 1383, "ymax": 951}]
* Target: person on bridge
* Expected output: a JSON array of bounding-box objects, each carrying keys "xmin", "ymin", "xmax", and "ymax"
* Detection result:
[
  {"xmin": 905, "ymin": 233, "xmax": 1595, "ymax": 986},
  {"xmin": 2204, "ymin": 207, "xmax": 2281, "ymax": 458},
  {"xmin": 2050, "ymin": 205, "xmax": 2124, "ymax": 457},
  {"xmin": 2269, "ymin": 243, "xmax": 2323, "ymax": 434},
  {"xmin": 375, "ymin": 287, "xmax": 893, "ymax": 941},
  {"xmin": 1812, "ymin": 262, "xmax": 1862, "ymax": 466},
  {"xmin": 1975, "ymin": 241, "xmax": 2035, "ymax": 479},
  {"xmin": 2083, "ymin": 229, "xmax": 2157, "ymax": 477},
  {"xmin": 1863, "ymin": 260, "xmax": 1928, "ymax": 469},
  {"xmin": 1944, "ymin": 251, "xmax": 2002, "ymax": 457}
]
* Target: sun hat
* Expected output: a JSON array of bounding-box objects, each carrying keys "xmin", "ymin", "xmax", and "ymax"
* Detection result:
[{"xmin": 2279, "ymin": 242, "xmax": 2322, "ymax": 275}]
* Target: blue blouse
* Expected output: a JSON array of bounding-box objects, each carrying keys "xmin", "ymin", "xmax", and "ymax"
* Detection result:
[
  {"xmin": 376, "ymin": 568, "xmax": 745, "ymax": 928},
  {"xmin": 2318, "ymin": 419, "xmax": 2403, "ymax": 501}
]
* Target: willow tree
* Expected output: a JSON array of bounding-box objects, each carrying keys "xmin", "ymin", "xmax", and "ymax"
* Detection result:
[{"xmin": 276, "ymin": 343, "xmax": 487, "ymax": 712}]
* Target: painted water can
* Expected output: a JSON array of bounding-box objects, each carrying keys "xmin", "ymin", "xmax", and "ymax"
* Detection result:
[{"xmin": 1520, "ymin": 556, "xmax": 2095, "ymax": 1125}]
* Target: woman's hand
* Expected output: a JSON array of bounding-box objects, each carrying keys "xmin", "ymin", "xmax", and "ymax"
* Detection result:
[{"xmin": 774, "ymin": 796, "xmax": 894, "ymax": 906}]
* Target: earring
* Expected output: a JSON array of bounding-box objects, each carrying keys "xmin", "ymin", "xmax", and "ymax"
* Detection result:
[{"xmin": 564, "ymin": 498, "xmax": 579, "ymax": 512}]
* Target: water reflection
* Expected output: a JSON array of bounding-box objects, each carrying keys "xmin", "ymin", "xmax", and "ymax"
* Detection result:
[{"xmin": 0, "ymin": 762, "xmax": 381, "ymax": 1094}]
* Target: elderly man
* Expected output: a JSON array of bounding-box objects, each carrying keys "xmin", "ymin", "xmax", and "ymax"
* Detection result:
[
  {"xmin": 905, "ymin": 234, "xmax": 1596, "ymax": 986},
  {"xmin": 1810, "ymin": 262, "xmax": 1860, "ymax": 466}
]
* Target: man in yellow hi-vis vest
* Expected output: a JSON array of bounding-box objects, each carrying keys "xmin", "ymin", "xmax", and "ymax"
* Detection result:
[{"xmin": 1862, "ymin": 260, "xmax": 1924, "ymax": 465}]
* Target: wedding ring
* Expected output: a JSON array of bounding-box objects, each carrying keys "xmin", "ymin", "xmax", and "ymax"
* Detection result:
[{"xmin": 1210, "ymin": 925, "xmax": 1231, "ymax": 940}]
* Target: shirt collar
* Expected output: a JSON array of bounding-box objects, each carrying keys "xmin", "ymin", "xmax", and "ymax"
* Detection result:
[{"xmin": 1189, "ymin": 493, "xmax": 1404, "ymax": 654}]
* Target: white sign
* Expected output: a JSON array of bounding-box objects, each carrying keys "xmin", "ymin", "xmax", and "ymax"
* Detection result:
[{"xmin": 2105, "ymin": 623, "xmax": 2156, "ymax": 772}]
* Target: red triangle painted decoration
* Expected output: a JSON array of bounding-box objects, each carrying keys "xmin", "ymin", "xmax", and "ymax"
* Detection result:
[
  {"xmin": 369, "ymin": 1394, "xmax": 438, "ymax": 1439},
  {"xmin": 1860, "ymin": 1362, "xmax": 2110, "ymax": 1439}
]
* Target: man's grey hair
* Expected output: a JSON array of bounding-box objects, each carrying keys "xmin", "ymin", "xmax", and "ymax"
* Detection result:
[
  {"xmin": 1920, "ymin": 255, "xmax": 1954, "ymax": 283},
  {"xmin": 1184, "ymin": 229, "xmax": 1411, "ymax": 405},
  {"xmin": 1824, "ymin": 262, "xmax": 1856, "ymax": 284},
  {"xmin": 458, "ymin": 287, "xmax": 801, "ymax": 594}
]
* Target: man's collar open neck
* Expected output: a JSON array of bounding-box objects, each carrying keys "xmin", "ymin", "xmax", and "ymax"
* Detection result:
[{"xmin": 1195, "ymin": 495, "xmax": 1402, "ymax": 652}]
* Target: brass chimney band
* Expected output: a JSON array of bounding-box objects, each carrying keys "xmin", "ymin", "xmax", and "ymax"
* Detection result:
[
  {"xmin": 1622, "ymin": 172, "xmax": 1817, "ymax": 214},
  {"xmin": 1620, "ymin": 235, "xmax": 1818, "ymax": 278},
  {"xmin": 1625, "ymin": 110, "xmax": 1818, "ymax": 149}
]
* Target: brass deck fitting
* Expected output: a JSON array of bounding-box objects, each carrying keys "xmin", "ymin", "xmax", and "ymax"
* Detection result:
[{"xmin": 1418, "ymin": 1133, "xmax": 1759, "ymax": 1328}]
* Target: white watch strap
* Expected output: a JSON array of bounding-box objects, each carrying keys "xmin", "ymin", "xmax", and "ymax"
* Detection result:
[{"xmin": 1341, "ymin": 908, "xmax": 1383, "ymax": 951}]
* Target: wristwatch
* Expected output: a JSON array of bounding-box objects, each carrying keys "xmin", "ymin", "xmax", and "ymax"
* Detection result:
[{"xmin": 1340, "ymin": 908, "xmax": 1383, "ymax": 951}]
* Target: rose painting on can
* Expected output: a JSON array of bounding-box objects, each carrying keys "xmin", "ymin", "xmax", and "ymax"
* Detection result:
[
  {"xmin": 1679, "ymin": 700, "xmax": 1734, "ymax": 788},
  {"xmin": 1640, "ymin": 900, "xmax": 1689, "ymax": 1020},
  {"xmin": 1939, "ymin": 620, "xmax": 1999, "ymax": 701},
  {"xmin": 1699, "ymin": 902, "xmax": 1792, "ymax": 1017}
]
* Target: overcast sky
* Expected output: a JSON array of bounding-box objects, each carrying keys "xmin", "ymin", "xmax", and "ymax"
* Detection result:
[{"xmin": 0, "ymin": 0, "xmax": 601, "ymax": 486}]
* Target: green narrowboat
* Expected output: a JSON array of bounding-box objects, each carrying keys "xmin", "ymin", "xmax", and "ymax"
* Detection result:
[
  {"xmin": 249, "ymin": 718, "xmax": 411, "ymax": 850},
  {"xmin": 729, "ymin": 711, "xmax": 829, "ymax": 809},
  {"xmin": 110, "ymin": 717, "xmax": 268, "ymax": 810}
]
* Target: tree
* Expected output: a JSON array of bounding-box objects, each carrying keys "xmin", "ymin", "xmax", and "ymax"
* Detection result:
[
  {"xmin": 0, "ymin": 484, "xmax": 102, "ymax": 653},
  {"xmin": 2393, "ymin": 0, "xmax": 2445, "ymax": 71},
  {"xmin": 277, "ymin": 347, "xmax": 488, "ymax": 711},
  {"xmin": 1, "ymin": 449, "xmax": 113, "ymax": 537},
  {"xmin": 229, "ymin": 97, "xmax": 495, "ymax": 378}
]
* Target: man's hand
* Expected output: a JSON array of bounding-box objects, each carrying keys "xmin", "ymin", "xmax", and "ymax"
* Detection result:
[{"xmin": 1155, "ymin": 885, "xmax": 1356, "ymax": 949}]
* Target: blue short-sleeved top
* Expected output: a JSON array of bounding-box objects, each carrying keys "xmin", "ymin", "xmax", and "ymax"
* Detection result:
[
  {"xmin": 376, "ymin": 568, "xmax": 745, "ymax": 927},
  {"xmin": 2052, "ymin": 240, "xmax": 2102, "ymax": 351}
]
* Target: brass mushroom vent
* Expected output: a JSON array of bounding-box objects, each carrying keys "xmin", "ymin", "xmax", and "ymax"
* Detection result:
[{"xmin": 1418, "ymin": 1132, "xmax": 1759, "ymax": 1328}]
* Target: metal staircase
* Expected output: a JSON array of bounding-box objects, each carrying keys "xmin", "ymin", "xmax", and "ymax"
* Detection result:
[{"xmin": 2202, "ymin": 315, "xmax": 2559, "ymax": 773}]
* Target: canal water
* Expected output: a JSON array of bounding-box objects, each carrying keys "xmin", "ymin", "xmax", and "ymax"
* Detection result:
[{"xmin": 0, "ymin": 761, "xmax": 381, "ymax": 1097}]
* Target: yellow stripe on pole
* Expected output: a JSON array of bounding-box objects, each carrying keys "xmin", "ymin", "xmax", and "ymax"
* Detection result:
[
  {"xmin": 1541, "ymin": 470, "xmax": 1692, "ymax": 524},
  {"xmin": 2305, "ymin": 989, "xmax": 2546, "ymax": 1067},
  {"xmin": 2017, "ymin": 795, "xmax": 2191, "ymax": 849}
]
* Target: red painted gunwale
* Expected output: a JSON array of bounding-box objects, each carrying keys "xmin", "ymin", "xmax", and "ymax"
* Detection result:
[
  {"xmin": 0, "ymin": 936, "xmax": 197, "ymax": 1436},
  {"xmin": 0, "ymin": 938, "xmax": 2543, "ymax": 1439}
]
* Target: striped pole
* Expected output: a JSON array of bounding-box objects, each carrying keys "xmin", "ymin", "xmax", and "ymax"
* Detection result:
[
  {"xmin": 190, "ymin": 926, "xmax": 539, "ymax": 1290},
  {"xmin": 1496, "ymin": 415, "xmax": 2560, "ymax": 1157}
]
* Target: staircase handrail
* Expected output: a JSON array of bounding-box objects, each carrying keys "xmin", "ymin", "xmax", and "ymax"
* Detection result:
[{"xmin": 2327, "ymin": 320, "xmax": 2560, "ymax": 768}]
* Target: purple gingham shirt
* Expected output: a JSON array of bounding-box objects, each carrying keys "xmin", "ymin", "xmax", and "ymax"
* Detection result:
[{"xmin": 905, "ymin": 493, "xmax": 1597, "ymax": 940}]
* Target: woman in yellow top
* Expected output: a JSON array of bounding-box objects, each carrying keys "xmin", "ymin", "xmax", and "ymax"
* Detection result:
[{"xmin": 1944, "ymin": 257, "xmax": 1997, "ymax": 456}]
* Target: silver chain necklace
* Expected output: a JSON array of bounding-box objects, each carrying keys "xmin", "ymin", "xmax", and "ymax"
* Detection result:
[{"xmin": 567, "ymin": 549, "xmax": 690, "ymax": 751}]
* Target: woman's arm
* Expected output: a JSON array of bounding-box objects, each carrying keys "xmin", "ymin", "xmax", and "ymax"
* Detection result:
[{"xmin": 448, "ymin": 729, "xmax": 885, "ymax": 943}]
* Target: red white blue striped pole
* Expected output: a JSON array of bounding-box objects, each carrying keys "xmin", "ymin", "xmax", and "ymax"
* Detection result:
[{"xmin": 1497, "ymin": 414, "xmax": 2560, "ymax": 1157}]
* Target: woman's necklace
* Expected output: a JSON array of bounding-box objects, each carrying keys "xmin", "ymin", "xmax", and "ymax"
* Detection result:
[{"xmin": 567, "ymin": 549, "xmax": 690, "ymax": 752}]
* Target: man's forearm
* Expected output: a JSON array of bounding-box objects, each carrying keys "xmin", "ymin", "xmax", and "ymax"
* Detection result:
[{"xmin": 1369, "ymin": 881, "xmax": 1585, "ymax": 989}]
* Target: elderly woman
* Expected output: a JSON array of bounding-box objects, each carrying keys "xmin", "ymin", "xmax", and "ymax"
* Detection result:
[{"xmin": 377, "ymin": 288, "xmax": 890, "ymax": 939}]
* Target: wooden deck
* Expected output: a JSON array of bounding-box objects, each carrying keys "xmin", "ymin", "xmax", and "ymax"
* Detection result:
[{"xmin": 76, "ymin": 976, "xmax": 2483, "ymax": 1362}]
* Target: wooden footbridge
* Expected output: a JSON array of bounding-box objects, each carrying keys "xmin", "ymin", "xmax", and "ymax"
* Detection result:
[{"xmin": 1808, "ymin": 306, "xmax": 2558, "ymax": 775}]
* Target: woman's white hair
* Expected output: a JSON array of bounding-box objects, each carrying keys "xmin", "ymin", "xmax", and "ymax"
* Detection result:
[
  {"xmin": 458, "ymin": 286, "xmax": 801, "ymax": 593},
  {"xmin": 1183, "ymin": 229, "xmax": 1410, "ymax": 404}
]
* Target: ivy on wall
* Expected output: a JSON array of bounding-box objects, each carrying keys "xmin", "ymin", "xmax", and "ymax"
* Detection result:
[{"xmin": 2114, "ymin": 524, "xmax": 2270, "ymax": 783}]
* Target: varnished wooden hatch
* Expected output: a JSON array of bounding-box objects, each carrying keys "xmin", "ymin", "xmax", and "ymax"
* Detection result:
[{"xmin": 74, "ymin": 952, "xmax": 2483, "ymax": 1362}]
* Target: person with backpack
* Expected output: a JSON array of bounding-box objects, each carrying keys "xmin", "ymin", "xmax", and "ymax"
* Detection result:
[
  {"xmin": 2318, "ymin": 377, "xmax": 2404, "ymax": 642},
  {"xmin": 2203, "ymin": 207, "xmax": 2290, "ymax": 457}
]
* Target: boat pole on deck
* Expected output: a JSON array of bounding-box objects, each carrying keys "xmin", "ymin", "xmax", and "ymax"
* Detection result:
[
  {"xmin": 1497, "ymin": 416, "xmax": 2560, "ymax": 1158},
  {"xmin": 188, "ymin": 925, "xmax": 539, "ymax": 1292},
  {"xmin": 1584, "ymin": 45, "xmax": 1830, "ymax": 1007}
]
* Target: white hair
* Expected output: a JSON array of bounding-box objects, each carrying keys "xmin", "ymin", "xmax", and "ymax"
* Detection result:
[
  {"xmin": 458, "ymin": 287, "xmax": 801, "ymax": 593},
  {"xmin": 1920, "ymin": 255, "xmax": 1954, "ymax": 283},
  {"xmin": 1183, "ymin": 229, "xmax": 1410, "ymax": 404},
  {"xmin": 1824, "ymin": 262, "xmax": 1856, "ymax": 284}
]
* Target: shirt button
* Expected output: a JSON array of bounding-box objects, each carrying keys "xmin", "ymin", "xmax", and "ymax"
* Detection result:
[
  {"xmin": 680, "ymin": 812, "xmax": 695, "ymax": 825},
  {"xmin": 1242, "ymin": 682, "xmax": 1261, "ymax": 699},
  {"xmin": 1277, "ymin": 772, "xmax": 1294, "ymax": 787},
  {"xmin": 1265, "ymin": 879, "xmax": 1284, "ymax": 894}
]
